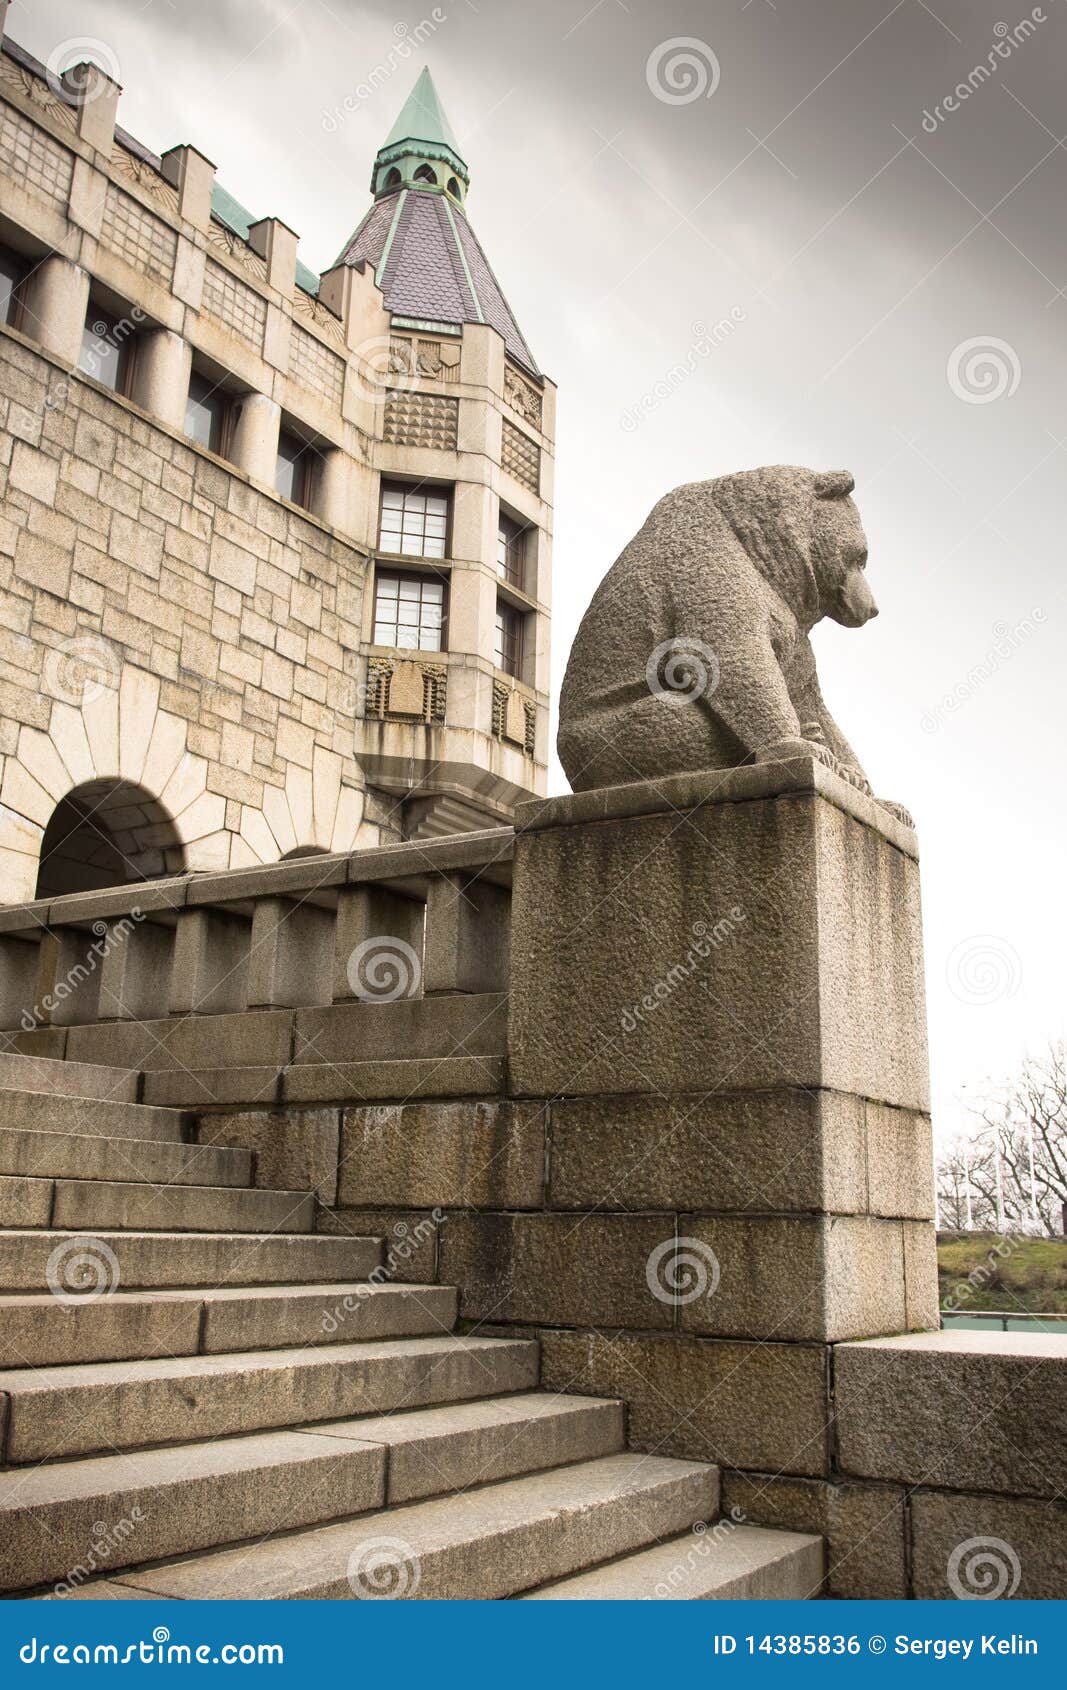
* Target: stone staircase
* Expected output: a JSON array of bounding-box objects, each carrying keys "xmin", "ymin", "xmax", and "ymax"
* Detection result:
[{"xmin": 0, "ymin": 1052, "xmax": 823, "ymax": 1600}]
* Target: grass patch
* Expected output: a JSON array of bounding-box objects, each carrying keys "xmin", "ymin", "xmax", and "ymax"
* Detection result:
[{"xmin": 938, "ymin": 1231, "xmax": 1067, "ymax": 1314}]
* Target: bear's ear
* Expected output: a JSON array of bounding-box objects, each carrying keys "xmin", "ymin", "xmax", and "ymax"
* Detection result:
[{"xmin": 814, "ymin": 469, "xmax": 855, "ymax": 500}]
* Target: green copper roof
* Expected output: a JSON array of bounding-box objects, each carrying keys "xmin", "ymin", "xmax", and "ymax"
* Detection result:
[
  {"xmin": 383, "ymin": 67, "xmax": 464, "ymax": 164},
  {"xmin": 210, "ymin": 182, "xmax": 321, "ymax": 297},
  {"xmin": 372, "ymin": 68, "xmax": 469, "ymax": 201}
]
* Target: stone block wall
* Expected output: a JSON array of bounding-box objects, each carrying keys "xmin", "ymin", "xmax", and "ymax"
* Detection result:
[
  {"xmin": 0, "ymin": 329, "xmax": 389, "ymax": 897},
  {"xmin": 0, "ymin": 31, "xmax": 555, "ymax": 896}
]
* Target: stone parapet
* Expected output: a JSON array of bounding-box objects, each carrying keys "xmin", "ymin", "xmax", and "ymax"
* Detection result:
[{"xmin": 509, "ymin": 760, "xmax": 928, "ymax": 1109}]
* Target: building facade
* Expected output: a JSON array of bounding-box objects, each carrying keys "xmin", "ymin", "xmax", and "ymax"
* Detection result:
[{"xmin": 0, "ymin": 29, "xmax": 553, "ymax": 901}]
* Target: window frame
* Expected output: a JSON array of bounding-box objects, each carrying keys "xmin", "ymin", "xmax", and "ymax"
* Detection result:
[
  {"xmin": 377, "ymin": 480, "xmax": 452, "ymax": 561},
  {"xmin": 494, "ymin": 598, "xmax": 524, "ymax": 679},
  {"xmin": 184, "ymin": 368, "xmax": 232, "ymax": 458},
  {"xmin": 78, "ymin": 302, "xmax": 137, "ymax": 397},
  {"xmin": 496, "ymin": 510, "xmax": 530, "ymax": 591},
  {"xmin": 0, "ymin": 243, "xmax": 28, "ymax": 331},
  {"xmin": 372, "ymin": 567, "xmax": 449, "ymax": 654},
  {"xmin": 275, "ymin": 426, "xmax": 320, "ymax": 510}
]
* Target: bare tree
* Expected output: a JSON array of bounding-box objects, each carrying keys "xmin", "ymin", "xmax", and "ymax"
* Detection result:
[
  {"xmin": 937, "ymin": 1043, "xmax": 1067, "ymax": 1236},
  {"xmin": 936, "ymin": 1135, "xmax": 994, "ymax": 1231}
]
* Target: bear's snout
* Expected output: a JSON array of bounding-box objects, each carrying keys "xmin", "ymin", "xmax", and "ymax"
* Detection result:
[{"xmin": 831, "ymin": 567, "xmax": 878, "ymax": 628}]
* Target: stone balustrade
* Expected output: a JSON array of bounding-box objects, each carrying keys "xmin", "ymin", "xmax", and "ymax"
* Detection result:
[{"xmin": 0, "ymin": 829, "xmax": 513, "ymax": 1033}]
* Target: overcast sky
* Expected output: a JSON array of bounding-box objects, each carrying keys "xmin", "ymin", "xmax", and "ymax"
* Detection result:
[{"xmin": 10, "ymin": 0, "xmax": 1067, "ymax": 1142}]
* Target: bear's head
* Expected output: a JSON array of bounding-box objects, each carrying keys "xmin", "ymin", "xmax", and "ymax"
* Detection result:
[
  {"xmin": 702, "ymin": 465, "xmax": 877, "ymax": 633},
  {"xmin": 809, "ymin": 469, "xmax": 878, "ymax": 628}
]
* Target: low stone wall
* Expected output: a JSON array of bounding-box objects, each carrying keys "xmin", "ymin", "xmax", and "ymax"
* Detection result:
[{"xmin": 5, "ymin": 758, "xmax": 1063, "ymax": 1597}]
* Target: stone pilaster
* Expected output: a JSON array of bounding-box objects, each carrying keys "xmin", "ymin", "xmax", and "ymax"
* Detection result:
[
  {"xmin": 129, "ymin": 328, "xmax": 191, "ymax": 430},
  {"xmin": 20, "ymin": 256, "xmax": 89, "ymax": 365}
]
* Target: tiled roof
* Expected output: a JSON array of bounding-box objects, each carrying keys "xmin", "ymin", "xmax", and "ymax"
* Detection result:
[{"xmin": 336, "ymin": 189, "xmax": 540, "ymax": 379}]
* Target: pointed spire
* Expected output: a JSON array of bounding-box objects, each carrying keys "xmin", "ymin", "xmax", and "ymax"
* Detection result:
[
  {"xmin": 385, "ymin": 67, "xmax": 462, "ymax": 156},
  {"xmin": 370, "ymin": 67, "xmax": 469, "ymax": 206}
]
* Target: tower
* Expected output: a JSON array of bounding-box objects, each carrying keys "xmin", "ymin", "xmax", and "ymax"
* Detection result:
[{"xmin": 341, "ymin": 68, "xmax": 554, "ymax": 837}]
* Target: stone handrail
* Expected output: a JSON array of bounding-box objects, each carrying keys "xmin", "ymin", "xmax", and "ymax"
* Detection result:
[{"xmin": 0, "ymin": 829, "xmax": 514, "ymax": 1032}]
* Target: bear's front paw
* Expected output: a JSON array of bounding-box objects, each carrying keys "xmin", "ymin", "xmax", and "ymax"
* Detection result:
[
  {"xmin": 756, "ymin": 737, "xmax": 837, "ymax": 770},
  {"xmin": 879, "ymin": 799, "xmax": 915, "ymax": 827},
  {"xmin": 838, "ymin": 764, "xmax": 873, "ymax": 796}
]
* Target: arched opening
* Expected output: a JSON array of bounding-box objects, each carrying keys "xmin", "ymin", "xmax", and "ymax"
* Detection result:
[
  {"xmin": 447, "ymin": 176, "xmax": 461, "ymax": 200},
  {"xmin": 413, "ymin": 164, "xmax": 437, "ymax": 185},
  {"xmin": 281, "ymin": 846, "xmax": 329, "ymax": 861},
  {"xmin": 383, "ymin": 167, "xmax": 402, "ymax": 190},
  {"xmin": 35, "ymin": 780, "xmax": 186, "ymax": 899}
]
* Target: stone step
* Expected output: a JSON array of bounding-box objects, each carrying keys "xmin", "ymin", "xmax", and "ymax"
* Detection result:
[
  {"xmin": 0, "ymin": 1089, "xmax": 185, "ymax": 1144},
  {"xmin": 292, "ymin": 995, "xmax": 509, "ymax": 1066},
  {"xmin": 101, "ymin": 1452, "xmax": 717, "ymax": 1599},
  {"xmin": 1, "ymin": 1427, "xmax": 387, "ymax": 1595},
  {"xmin": 297, "ymin": 1391, "xmax": 626, "ymax": 1505},
  {"xmin": 144, "ymin": 1055, "xmax": 507, "ymax": 1109},
  {"xmin": 0, "ymin": 1052, "xmax": 139, "ymax": 1103},
  {"xmin": 0, "ymin": 1228, "xmax": 382, "ymax": 1292},
  {"xmin": 0, "ymin": 1334, "xmax": 540, "ymax": 1461},
  {"xmin": 0, "ymin": 1281, "xmax": 458, "ymax": 1368},
  {"xmin": 281, "ymin": 1055, "xmax": 505, "ymax": 1106},
  {"xmin": 521, "ymin": 1522, "xmax": 825, "ymax": 1599},
  {"xmin": 2, "ymin": 1392, "xmax": 622, "ymax": 1593},
  {"xmin": 0, "ymin": 1176, "xmax": 51, "ymax": 1227},
  {"xmin": 47, "ymin": 1178, "xmax": 315, "ymax": 1235},
  {"xmin": 55, "ymin": 996, "xmax": 508, "ymax": 1080},
  {"xmin": 0, "ymin": 1128, "xmax": 251, "ymax": 1190}
]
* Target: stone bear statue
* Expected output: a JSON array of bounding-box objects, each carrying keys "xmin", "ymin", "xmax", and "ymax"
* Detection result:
[{"xmin": 558, "ymin": 464, "xmax": 882, "ymax": 797}]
